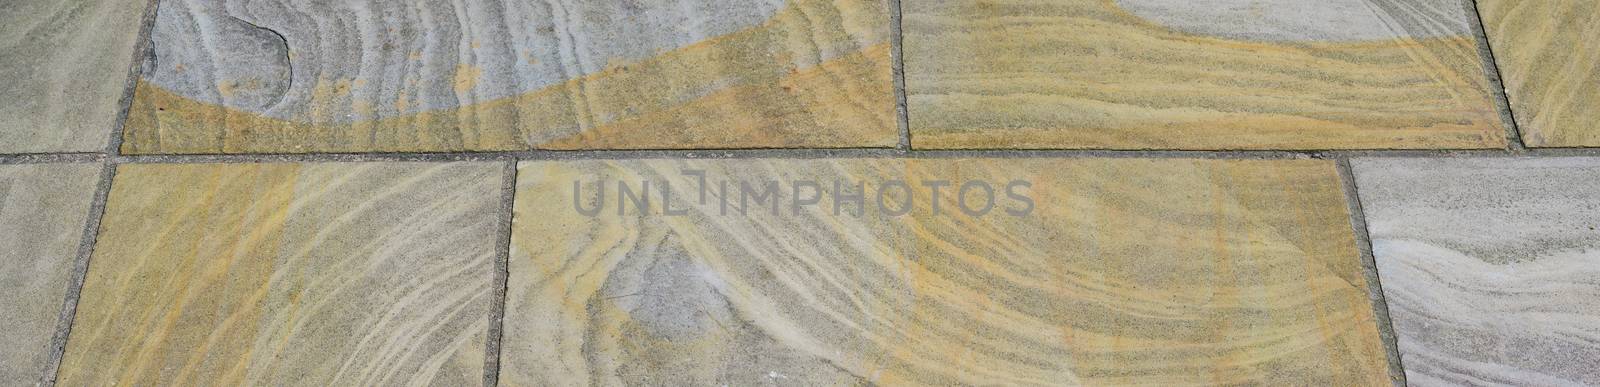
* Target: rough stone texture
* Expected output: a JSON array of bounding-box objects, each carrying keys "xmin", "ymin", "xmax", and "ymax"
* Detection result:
[
  {"xmin": 122, "ymin": 0, "xmax": 896, "ymax": 154},
  {"xmin": 58, "ymin": 162, "xmax": 500, "ymax": 386},
  {"xmin": 501, "ymin": 158, "xmax": 1389, "ymax": 385},
  {"xmin": 1113, "ymin": 0, "xmax": 1469, "ymax": 42},
  {"xmin": 1353, "ymin": 157, "xmax": 1600, "ymax": 386},
  {"xmin": 0, "ymin": 164, "xmax": 100, "ymax": 384},
  {"xmin": 1479, "ymin": 0, "xmax": 1600, "ymax": 147},
  {"xmin": 903, "ymin": 0, "xmax": 1506, "ymax": 150},
  {"xmin": 0, "ymin": 0, "xmax": 151, "ymax": 153}
]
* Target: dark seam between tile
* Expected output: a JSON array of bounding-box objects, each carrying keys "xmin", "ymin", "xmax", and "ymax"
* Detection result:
[
  {"xmin": 38, "ymin": 0, "xmax": 160, "ymax": 384},
  {"xmin": 11, "ymin": 148, "xmax": 1600, "ymax": 167},
  {"xmin": 105, "ymin": 0, "xmax": 162, "ymax": 158},
  {"xmin": 0, "ymin": 154, "xmax": 106, "ymax": 165},
  {"xmin": 889, "ymin": 0, "xmax": 911, "ymax": 152},
  {"xmin": 1464, "ymin": 0, "xmax": 1528, "ymax": 151},
  {"xmin": 484, "ymin": 161, "xmax": 517, "ymax": 387},
  {"xmin": 1336, "ymin": 158, "xmax": 1407, "ymax": 387},
  {"xmin": 39, "ymin": 162, "xmax": 119, "ymax": 387}
]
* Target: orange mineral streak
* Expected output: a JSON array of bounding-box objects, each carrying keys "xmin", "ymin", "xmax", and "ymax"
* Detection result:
[
  {"xmin": 122, "ymin": 0, "xmax": 895, "ymax": 154},
  {"xmin": 59, "ymin": 165, "xmax": 298, "ymax": 386}
]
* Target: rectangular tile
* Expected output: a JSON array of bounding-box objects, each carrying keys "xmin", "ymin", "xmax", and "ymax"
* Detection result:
[
  {"xmin": 904, "ymin": 0, "xmax": 1506, "ymax": 150},
  {"xmin": 1353, "ymin": 157, "xmax": 1600, "ymax": 385},
  {"xmin": 1479, "ymin": 0, "xmax": 1600, "ymax": 147},
  {"xmin": 0, "ymin": 0, "xmax": 150, "ymax": 153},
  {"xmin": 122, "ymin": 0, "xmax": 896, "ymax": 154},
  {"xmin": 502, "ymin": 158, "xmax": 1389, "ymax": 385},
  {"xmin": 59, "ymin": 162, "xmax": 501, "ymax": 385},
  {"xmin": 0, "ymin": 164, "xmax": 100, "ymax": 384}
]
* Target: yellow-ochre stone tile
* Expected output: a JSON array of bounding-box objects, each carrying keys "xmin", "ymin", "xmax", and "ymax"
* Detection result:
[
  {"xmin": 120, "ymin": 0, "xmax": 896, "ymax": 154},
  {"xmin": 904, "ymin": 0, "xmax": 1507, "ymax": 150},
  {"xmin": 502, "ymin": 158, "xmax": 1389, "ymax": 385},
  {"xmin": 0, "ymin": 0, "xmax": 150, "ymax": 153},
  {"xmin": 0, "ymin": 164, "xmax": 100, "ymax": 383},
  {"xmin": 1479, "ymin": 0, "xmax": 1600, "ymax": 147},
  {"xmin": 59, "ymin": 162, "xmax": 500, "ymax": 386}
]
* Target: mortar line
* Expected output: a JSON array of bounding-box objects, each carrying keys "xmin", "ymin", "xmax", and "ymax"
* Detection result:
[
  {"xmin": 1464, "ymin": 0, "xmax": 1527, "ymax": 151},
  {"xmin": 66, "ymin": 147, "xmax": 1600, "ymax": 164},
  {"xmin": 36, "ymin": 0, "xmax": 160, "ymax": 383},
  {"xmin": 0, "ymin": 153, "xmax": 107, "ymax": 165},
  {"xmin": 38, "ymin": 163, "xmax": 119, "ymax": 387},
  {"xmin": 889, "ymin": 0, "xmax": 911, "ymax": 152},
  {"xmin": 104, "ymin": 0, "xmax": 162, "ymax": 158},
  {"xmin": 482, "ymin": 161, "xmax": 517, "ymax": 387},
  {"xmin": 11, "ymin": 147, "xmax": 1600, "ymax": 165},
  {"xmin": 1315, "ymin": 148, "xmax": 1595, "ymax": 159},
  {"xmin": 1335, "ymin": 158, "xmax": 1407, "ymax": 387},
  {"xmin": 103, "ymin": 149, "xmax": 1310, "ymax": 163}
]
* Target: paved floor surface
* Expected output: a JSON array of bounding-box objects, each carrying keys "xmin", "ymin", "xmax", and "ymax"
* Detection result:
[{"xmin": 2, "ymin": 0, "xmax": 1597, "ymax": 385}]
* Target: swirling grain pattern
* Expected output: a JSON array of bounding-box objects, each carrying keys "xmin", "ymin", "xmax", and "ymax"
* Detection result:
[
  {"xmin": 0, "ymin": 164, "xmax": 100, "ymax": 384},
  {"xmin": 1353, "ymin": 158, "xmax": 1600, "ymax": 386},
  {"xmin": 58, "ymin": 162, "xmax": 501, "ymax": 386},
  {"xmin": 903, "ymin": 0, "xmax": 1506, "ymax": 150},
  {"xmin": 503, "ymin": 158, "xmax": 1389, "ymax": 385},
  {"xmin": 1478, "ymin": 0, "xmax": 1600, "ymax": 147},
  {"xmin": 122, "ymin": 0, "xmax": 895, "ymax": 154},
  {"xmin": 0, "ymin": 0, "xmax": 151, "ymax": 153}
]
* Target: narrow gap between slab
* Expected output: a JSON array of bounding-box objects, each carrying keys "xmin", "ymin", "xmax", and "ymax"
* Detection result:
[
  {"xmin": 1336, "ymin": 158, "xmax": 1408, "ymax": 387},
  {"xmin": 38, "ymin": 163, "xmax": 119, "ymax": 387},
  {"xmin": 889, "ymin": 0, "xmax": 912, "ymax": 152},
  {"xmin": 482, "ymin": 161, "xmax": 518, "ymax": 387},
  {"xmin": 1464, "ymin": 0, "xmax": 1529, "ymax": 151}
]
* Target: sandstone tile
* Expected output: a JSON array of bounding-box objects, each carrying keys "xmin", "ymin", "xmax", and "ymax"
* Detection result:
[
  {"xmin": 1479, "ymin": 1, "xmax": 1600, "ymax": 147},
  {"xmin": 0, "ymin": 0, "xmax": 150, "ymax": 153},
  {"xmin": 0, "ymin": 164, "xmax": 100, "ymax": 384},
  {"xmin": 904, "ymin": 0, "xmax": 1506, "ymax": 150},
  {"xmin": 502, "ymin": 158, "xmax": 1388, "ymax": 385},
  {"xmin": 1353, "ymin": 157, "xmax": 1600, "ymax": 385},
  {"xmin": 121, "ymin": 0, "xmax": 896, "ymax": 154},
  {"xmin": 59, "ymin": 162, "xmax": 501, "ymax": 386}
]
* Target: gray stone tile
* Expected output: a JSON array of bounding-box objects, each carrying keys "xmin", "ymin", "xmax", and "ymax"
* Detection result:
[
  {"xmin": 1353, "ymin": 157, "xmax": 1600, "ymax": 386},
  {"xmin": 0, "ymin": 163, "xmax": 101, "ymax": 384},
  {"xmin": 0, "ymin": 0, "xmax": 151, "ymax": 153}
]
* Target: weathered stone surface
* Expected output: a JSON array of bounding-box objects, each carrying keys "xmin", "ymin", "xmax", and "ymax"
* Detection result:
[
  {"xmin": 59, "ymin": 162, "xmax": 501, "ymax": 386},
  {"xmin": 0, "ymin": 164, "xmax": 100, "ymax": 384},
  {"xmin": 1479, "ymin": 0, "xmax": 1600, "ymax": 147},
  {"xmin": 1113, "ymin": 0, "xmax": 1469, "ymax": 42},
  {"xmin": 123, "ymin": 0, "xmax": 896, "ymax": 154},
  {"xmin": 502, "ymin": 158, "xmax": 1389, "ymax": 385},
  {"xmin": 904, "ymin": 0, "xmax": 1505, "ymax": 150},
  {"xmin": 1354, "ymin": 157, "xmax": 1600, "ymax": 385},
  {"xmin": 0, "ymin": 0, "xmax": 150, "ymax": 153}
]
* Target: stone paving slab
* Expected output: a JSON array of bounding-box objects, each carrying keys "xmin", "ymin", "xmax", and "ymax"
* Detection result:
[
  {"xmin": 1479, "ymin": 0, "xmax": 1600, "ymax": 147},
  {"xmin": 0, "ymin": 164, "xmax": 100, "ymax": 384},
  {"xmin": 903, "ymin": 0, "xmax": 1506, "ymax": 150},
  {"xmin": 1353, "ymin": 157, "xmax": 1600, "ymax": 385},
  {"xmin": 58, "ymin": 162, "xmax": 501, "ymax": 385},
  {"xmin": 120, "ymin": 0, "xmax": 896, "ymax": 154},
  {"xmin": 501, "ymin": 158, "xmax": 1389, "ymax": 385},
  {"xmin": 0, "ymin": 0, "xmax": 151, "ymax": 154}
]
